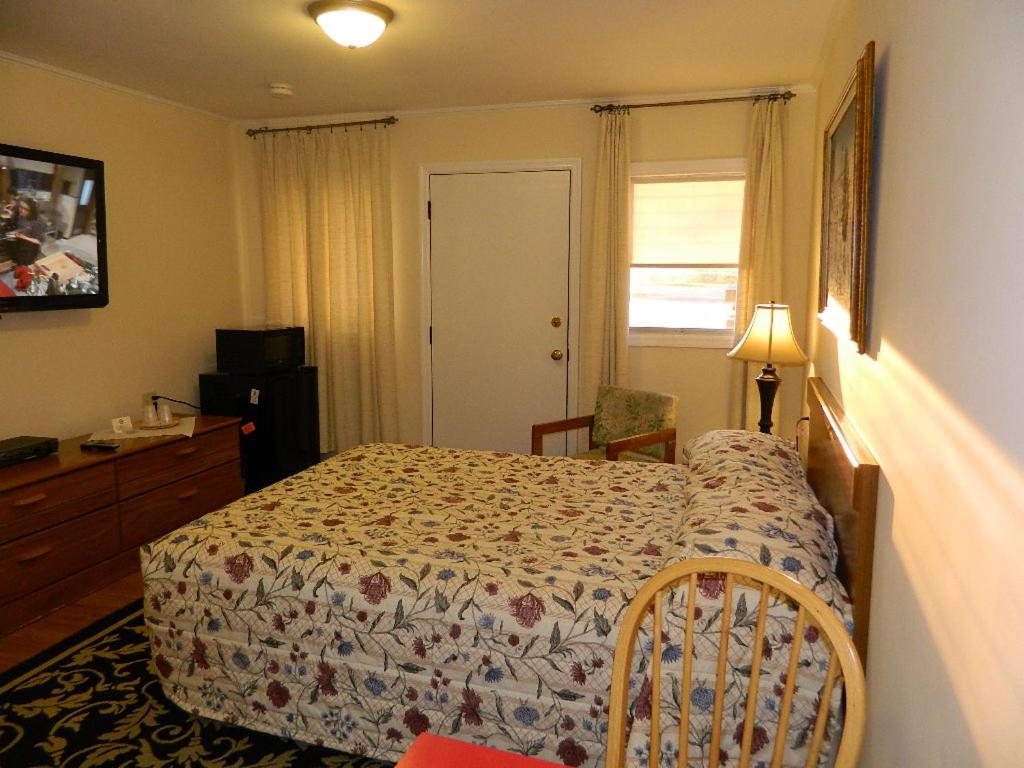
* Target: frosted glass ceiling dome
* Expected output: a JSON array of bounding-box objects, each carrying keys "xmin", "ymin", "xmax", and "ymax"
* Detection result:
[{"xmin": 307, "ymin": 0, "xmax": 394, "ymax": 48}]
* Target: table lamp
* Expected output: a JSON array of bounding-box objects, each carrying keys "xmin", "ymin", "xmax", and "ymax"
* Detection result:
[{"xmin": 727, "ymin": 301, "xmax": 807, "ymax": 434}]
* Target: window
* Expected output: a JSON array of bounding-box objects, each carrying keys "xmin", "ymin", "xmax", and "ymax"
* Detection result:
[{"xmin": 629, "ymin": 159, "xmax": 746, "ymax": 348}]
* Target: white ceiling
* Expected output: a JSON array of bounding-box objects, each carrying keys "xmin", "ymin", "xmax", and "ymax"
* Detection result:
[{"xmin": 0, "ymin": 0, "xmax": 839, "ymax": 120}]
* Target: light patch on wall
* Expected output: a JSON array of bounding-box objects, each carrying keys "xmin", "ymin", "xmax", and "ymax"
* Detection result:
[
  {"xmin": 817, "ymin": 302, "xmax": 854, "ymax": 348},
  {"xmin": 833, "ymin": 340, "xmax": 1024, "ymax": 766}
]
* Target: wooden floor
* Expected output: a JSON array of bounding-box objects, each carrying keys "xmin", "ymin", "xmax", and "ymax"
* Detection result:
[{"xmin": 0, "ymin": 571, "xmax": 143, "ymax": 674}]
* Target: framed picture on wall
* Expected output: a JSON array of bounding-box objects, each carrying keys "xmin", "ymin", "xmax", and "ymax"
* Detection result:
[{"xmin": 818, "ymin": 41, "xmax": 875, "ymax": 354}]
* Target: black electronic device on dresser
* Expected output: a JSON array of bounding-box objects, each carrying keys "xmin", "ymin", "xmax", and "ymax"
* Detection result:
[
  {"xmin": 201, "ymin": 327, "xmax": 319, "ymax": 494},
  {"xmin": 0, "ymin": 435, "xmax": 58, "ymax": 468}
]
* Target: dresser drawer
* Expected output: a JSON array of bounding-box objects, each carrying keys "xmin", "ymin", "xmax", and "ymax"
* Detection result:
[
  {"xmin": 121, "ymin": 459, "xmax": 242, "ymax": 548},
  {"xmin": 117, "ymin": 426, "xmax": 239, "ymax": 499},
  {"xmin": 0, "ymin": 463, "xmax": 117, "ymax": 545},
  {"xmin": 0, "ymin": 504, "xmax": 120, "ymax": 604}
]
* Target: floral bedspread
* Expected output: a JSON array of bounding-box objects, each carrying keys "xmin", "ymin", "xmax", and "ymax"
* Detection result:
[
  {"xmin": 626, "ymin": 431, "xmax": 853, "ymax": 767},
  {"xmin": 142, "ymin": 436, "xmax": 850, "ymax": 767}
]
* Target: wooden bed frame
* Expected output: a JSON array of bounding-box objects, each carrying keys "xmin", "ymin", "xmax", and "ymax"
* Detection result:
[{"xmin": 805, "ymin": 377, "xmax": 879, "ymax": 665}]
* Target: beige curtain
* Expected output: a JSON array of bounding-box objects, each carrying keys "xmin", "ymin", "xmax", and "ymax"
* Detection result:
[
  {"xmin": 582, "ymin": 110, "xmax": 632, "ymax": 408},
  {"xmin": 256, "ymin": 127, "xmax": 399, "ymax": 453},
  {"xmin": 728, "ymin": 98, "xmax": 785, "ymax": 429}
]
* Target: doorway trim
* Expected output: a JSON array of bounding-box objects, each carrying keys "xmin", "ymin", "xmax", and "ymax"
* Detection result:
[{"xmin": 419, "ymin": 158, "xmax": 583, "ymax": 450}]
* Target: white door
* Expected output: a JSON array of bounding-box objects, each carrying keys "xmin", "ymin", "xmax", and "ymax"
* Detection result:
[{"xmin": 429, "ymin": 169, "xmax": 573, "ymax": 454}]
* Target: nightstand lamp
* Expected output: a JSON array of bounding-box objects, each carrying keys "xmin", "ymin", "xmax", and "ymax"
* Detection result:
[{"xmin": 728, "ymin": 301, "xmax": 807, "ymax": 434}]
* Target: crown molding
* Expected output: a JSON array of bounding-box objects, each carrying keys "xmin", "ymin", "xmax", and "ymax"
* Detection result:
[
  {"xmin": 0, "ymin": 46, "xmax": 814, "ymax": 130},
  {"xmin": 0, "ymin": 49, "xmax": 229, "ymax": 122},
  {"xmin": 235, "ymin": 83, "xmax": 817, "ymax": 132}
]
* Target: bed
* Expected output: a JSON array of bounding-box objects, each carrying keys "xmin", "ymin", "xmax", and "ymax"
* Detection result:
[{"xmin": 141, "ymin": 378, "xmax": 877, "ymax": 767}]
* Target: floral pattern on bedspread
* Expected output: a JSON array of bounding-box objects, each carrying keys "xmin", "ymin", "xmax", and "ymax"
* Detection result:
[
  {"xmin": 142, "ymin": 437, "xmax": 851, "ymax": 767},
  {"xmin": 622, "ymin": 578, "xmax": 847, "ymax": 768},
  {"xmin": 681, "ymin": 430, "xmax": 846, "ymax": 609},
  {"xmin": 625, "ymin": 431, "xmax": 852, "ymax": 767},
  {"xmin": 143, "ymin": 445, "xmax": 686, "ymax": 766}
]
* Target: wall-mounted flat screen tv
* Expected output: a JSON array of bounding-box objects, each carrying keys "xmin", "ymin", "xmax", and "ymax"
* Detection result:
[{"xmin": 0, "ymin": 142, "xmax": 108, "ymax": 312}]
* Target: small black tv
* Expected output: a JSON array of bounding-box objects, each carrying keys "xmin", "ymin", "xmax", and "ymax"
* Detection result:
[{"xmin": 0, "ymin": 142, "xmax": 107, "ymax": 313}]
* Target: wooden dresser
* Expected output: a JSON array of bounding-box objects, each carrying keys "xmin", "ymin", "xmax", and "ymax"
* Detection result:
[{"xmin": 0, "ymin": 416, "xmax": 242, "ymax": 635}]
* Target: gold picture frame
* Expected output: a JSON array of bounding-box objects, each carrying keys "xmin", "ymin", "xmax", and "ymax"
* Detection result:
[{"xmin": 819, "ymin": 41, "xmax": 875, "ymax": 354}]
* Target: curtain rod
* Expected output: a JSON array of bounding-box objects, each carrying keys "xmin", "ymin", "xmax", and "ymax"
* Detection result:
[
  {"xmin": 591, "ymin": 91, "xmax": 795, "ymax": 114},
  {"xmin": 246, "ymin": 116, "xmax": 398, "ymax": 138}
]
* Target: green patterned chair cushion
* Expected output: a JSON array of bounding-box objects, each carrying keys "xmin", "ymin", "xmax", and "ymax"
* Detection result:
[
  {"xmin": 573, "ymin": 446, "xmax": 665, "ymax": 463},
  {"xmin": 587, "ymin": 385, "xmax": 678, "ymax": 461}
]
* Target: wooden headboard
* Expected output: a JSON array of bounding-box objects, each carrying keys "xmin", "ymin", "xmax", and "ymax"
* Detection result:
[{"xmin": 805, "ymin": 377, "xmax": 879, "ymax": 665}]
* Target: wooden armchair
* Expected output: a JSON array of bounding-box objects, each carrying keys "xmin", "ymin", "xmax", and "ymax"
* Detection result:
[{"xmin": 531, "ymin": 385, "xmax": 677, "ymax": 463}]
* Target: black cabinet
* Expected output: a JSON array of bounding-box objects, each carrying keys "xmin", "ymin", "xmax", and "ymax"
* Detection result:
[{"xmin": 199, "ymin": 367, "xmax": 319, "ymax": 493}]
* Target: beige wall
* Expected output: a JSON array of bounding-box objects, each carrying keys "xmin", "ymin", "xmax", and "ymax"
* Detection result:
[
  {"xmin": 0, "ymin": 58, "xmax": 242, "ymax": 439},
  {"xmin": 236, "ymin": 95, "xmax": 818, "ymax": 449},
  {"xmin": 808, "ymin": 2, "xmax": 1024, "ymax": 764}
]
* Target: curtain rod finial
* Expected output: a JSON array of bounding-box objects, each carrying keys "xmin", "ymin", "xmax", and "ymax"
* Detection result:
[{"xmin": 591, "ymin": 104, "xmax": 630, "ymax": 115}]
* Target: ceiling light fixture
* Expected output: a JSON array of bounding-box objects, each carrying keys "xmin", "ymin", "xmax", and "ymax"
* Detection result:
[{"xmin": 307, "ymin": 0, "xmax": 394, "ymax": 48}]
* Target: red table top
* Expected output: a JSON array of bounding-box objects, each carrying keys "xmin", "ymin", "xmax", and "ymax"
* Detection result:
[{"xmin": 395, "ymin": 733, "xmax": 565, "ymax": 768}]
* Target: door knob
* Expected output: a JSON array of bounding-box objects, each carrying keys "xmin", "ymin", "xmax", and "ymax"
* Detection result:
[{"xmin": 551, "ymin": 349, "xmax": 564, "ymax": 361}]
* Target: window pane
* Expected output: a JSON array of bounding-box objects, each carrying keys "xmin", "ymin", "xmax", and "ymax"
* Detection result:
[
  {"xmin": 632, "ymin": 178, "xmax": 745, "ymax": 266},
  {"xmin": 629, "ymin": 266, "xmax": 737, "ymax": 330}
]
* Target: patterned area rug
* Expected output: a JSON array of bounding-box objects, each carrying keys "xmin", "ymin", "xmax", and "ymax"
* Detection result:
[{"xmin": 0, "ymin": 600, "xmax": 393, "ymax": 767}]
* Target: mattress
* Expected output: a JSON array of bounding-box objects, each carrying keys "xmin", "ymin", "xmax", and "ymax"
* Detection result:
[{"xmin": 142, "ymin": 435, "xmax": 850, "ymax": 767}]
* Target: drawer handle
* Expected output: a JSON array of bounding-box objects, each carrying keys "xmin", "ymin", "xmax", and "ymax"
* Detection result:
[
  {"xmin": 174, "ymin": 446, "xmax": 199, "ymax": 458},
  {"xmin": 177, "ymin": 488, "xmax": 200, "ymax": 501},
  {"xmin": 16, "ymin": 545, "xmax": 53, "ymax": 563},
  {"xmin": 13, "ymin": 493, "xmax": 48, "ymax": 508}
]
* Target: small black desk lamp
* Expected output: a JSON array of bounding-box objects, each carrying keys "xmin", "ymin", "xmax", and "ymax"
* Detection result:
[{"xmin": 727, "ymin": 301, "xmax": 807, "ymax": 434}]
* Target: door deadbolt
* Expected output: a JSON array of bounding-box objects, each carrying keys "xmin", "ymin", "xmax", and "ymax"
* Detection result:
[
  {"xmin": 551, "ymin": 349, "xmax": 564, "ymax": 361},
  {"xmin": 551, "ymin": 317, "xmax": 562, "ymax": 328}
]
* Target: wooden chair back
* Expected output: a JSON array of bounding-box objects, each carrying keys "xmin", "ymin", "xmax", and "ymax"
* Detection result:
[{"xmin": 605, "ymin": 558, "xmax": 866, "ymax": 768}]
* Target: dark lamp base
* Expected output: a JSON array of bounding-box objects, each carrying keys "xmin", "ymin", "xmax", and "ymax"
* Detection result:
[{"xmin": 754, "ymin": 364, "xmax": 781, "ymax": 435}]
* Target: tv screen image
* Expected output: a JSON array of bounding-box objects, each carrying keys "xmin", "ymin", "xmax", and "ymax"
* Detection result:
[{"xmin": 0, "ymin": 142, "xmax": 108, "ymax": 312}]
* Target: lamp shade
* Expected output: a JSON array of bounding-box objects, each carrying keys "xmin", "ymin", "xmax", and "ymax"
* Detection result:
[
  {"xmin": 727, "ymin": 302, "xmax": 807, "ymax": 365},
  {"xmin": 308, "ymin": 0, "xmax": 393, "ymax": 48}
]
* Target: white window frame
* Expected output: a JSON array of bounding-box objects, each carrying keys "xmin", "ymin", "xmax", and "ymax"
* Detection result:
[{"xmin": 628, "ymin": 158, "xmax": 746, "ymax": 349}]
